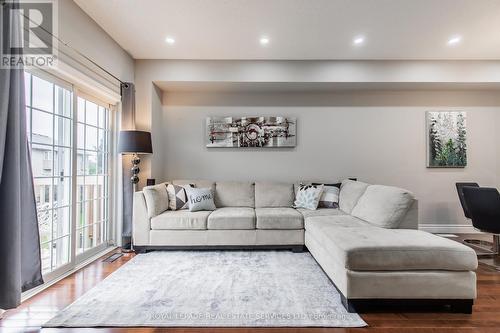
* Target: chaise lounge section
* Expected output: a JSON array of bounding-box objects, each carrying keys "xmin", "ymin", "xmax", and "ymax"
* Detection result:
[{"xmin": 132, "ymin": 179, "xmax": 478, "ymax": 313}]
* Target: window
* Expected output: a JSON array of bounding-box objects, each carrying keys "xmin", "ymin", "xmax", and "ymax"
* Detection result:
[{"xmin": 25, "ymin": 71, "xmax": 113, "ymax": 277}]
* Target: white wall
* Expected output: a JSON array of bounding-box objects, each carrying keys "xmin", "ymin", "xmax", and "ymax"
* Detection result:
[
  {"xmin": 158, "ymin": 90, "xmax": 500, "ymax": 229},
  {"xmin": 135, "ymin": 60, "xmax": 500, "ymax": 189},
  {"xmin": 134, "ymin": 59, "xmax": 500, "ymax": 230},
  {"xmin": 58, "ymin": 0, "xmax": 134, "ymax": 83}
]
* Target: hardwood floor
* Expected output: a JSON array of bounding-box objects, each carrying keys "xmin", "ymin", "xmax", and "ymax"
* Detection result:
[{"xmin": 2, "ymin": 241, "xmax": 500, "ymax": 333}]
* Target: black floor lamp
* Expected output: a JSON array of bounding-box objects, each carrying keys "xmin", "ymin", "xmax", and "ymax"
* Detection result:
[
  {"xmin": 118, "ymin": 130, "xmax": 153, "ymax": 252},
  {"xmin": 119, "ymin": 130, "xmax": 153, "ymax": 185}
]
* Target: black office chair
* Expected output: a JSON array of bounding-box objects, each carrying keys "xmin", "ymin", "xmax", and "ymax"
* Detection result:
[
  {"xmin": 456, "ymin": 183, "xmax": 486, "ymax": 245},
  {"xmin": 462, "ymin": 186, "xmax": 500, "ymax": 270},
  {"xmin": 455, "ymin": 183, "xmax": 493, "ymax": 253},
  {"xmin": 456, "ymin": 183, "xmax": 479, "ymax": 219}
]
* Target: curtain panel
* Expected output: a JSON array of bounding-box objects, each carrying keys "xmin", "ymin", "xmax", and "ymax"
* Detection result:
[
  {"xmin": 120, "ymin": 82, "xmax": 135, "ymax": 249},
  {"xmin": 0, "ymin": 0, "xmax": 44, "ymax": 309}
]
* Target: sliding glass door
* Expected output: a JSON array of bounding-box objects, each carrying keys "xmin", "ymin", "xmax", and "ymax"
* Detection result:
[{"xmin": 25, "ymin": 71, "xmax": 112, "ymax": 278}]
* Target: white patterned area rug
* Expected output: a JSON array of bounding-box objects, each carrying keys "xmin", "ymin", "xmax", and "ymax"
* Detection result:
[{"xmin": 44, "ymin": 251, "xmax": 367, "ymax": 327}]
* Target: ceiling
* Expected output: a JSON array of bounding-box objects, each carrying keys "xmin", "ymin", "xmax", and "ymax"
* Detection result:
[{"xmin": 74, "ymin": 0, "xmax": 500, "ymax": 60}]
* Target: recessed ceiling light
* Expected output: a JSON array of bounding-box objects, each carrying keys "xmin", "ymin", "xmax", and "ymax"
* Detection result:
[
  {"xmin": 447, "ymin": 35, "xmax": 462, "ymax": 45},
  {"xmin": 165, "ymin": 37, "xmax": 175, "ymax": 45},
  {"xmin": 260, "ymin": 37, "xmax": 270, "ymax": 46},
  {"xmin": 353, "ymin": 36, "xmax": 365, "ymax": 46}
]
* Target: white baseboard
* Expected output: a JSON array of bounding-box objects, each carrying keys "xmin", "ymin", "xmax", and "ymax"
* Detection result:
[{"xmin": 419, "ymin": 223, "xmax": 480, "ymax": 234}]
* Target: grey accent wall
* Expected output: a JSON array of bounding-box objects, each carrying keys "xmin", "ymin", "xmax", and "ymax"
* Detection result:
[{"xmin": 158, "ymin": 90, "xmax": 500, "ymax": 228}]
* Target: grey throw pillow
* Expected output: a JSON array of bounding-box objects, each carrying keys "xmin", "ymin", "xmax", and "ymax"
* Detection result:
[
  {"xmin": 318, "ymin": 185, "xmax": 340, "ymax": 208},
  {"xmin": 186, "ymin": 187, "xmax": 216, "ymax": 212},
  {"xmin": 166, "ymin": 183, "xmax": 194, "ymax": 210}
]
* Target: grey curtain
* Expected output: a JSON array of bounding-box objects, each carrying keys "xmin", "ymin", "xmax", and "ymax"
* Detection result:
[
  {"xmin": 0, "ymin": 0, "xmax": 44, "ymax": 309},
  {"xmin": 120, "ymin": 83, "xmax": 135, "ymax": 249}
]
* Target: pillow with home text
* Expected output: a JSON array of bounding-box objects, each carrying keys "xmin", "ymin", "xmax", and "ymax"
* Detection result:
[{"xmin": 185, "ymin": 187, "xmax": 216, "ymax": 212}]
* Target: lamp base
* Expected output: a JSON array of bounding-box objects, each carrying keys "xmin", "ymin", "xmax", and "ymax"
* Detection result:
[{"xmin": 131, "ymin": 153, "xmax": 140, "ymax": 184}]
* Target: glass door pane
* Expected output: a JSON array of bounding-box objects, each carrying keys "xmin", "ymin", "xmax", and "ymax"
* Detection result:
[
  {"xmin": 76, "ymin": 96, "xmax": 110, "ymax": 255},
  {"xmin": 25, "ymin": 72, "xmax": 73, "ymax": 274}
]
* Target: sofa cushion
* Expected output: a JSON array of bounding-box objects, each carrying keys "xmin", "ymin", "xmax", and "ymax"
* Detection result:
[
  {"xmin": 208, "ymin": 207, "xmax": 256, "ymax": 229},
  {"xmin": 351, "ymin": 185, "xmax": 415, "ymax": 228},
  {"xmin": 297, "ymin": 208, "xmax": 347, "ymax": 219},
  {"xmin": 305, "ymin": 217, "xmax": 478, "ymax": 271},
  {"xmin": 339, "ymin": 179, "xmax": 369, "ymax": 214},
  {"xmin": 215, "ymin": 181, "xmax": 255, "ymax": 207},
  {"xmin": 255, "ymin": 208, "xmax": 303, "ymax": 229},
  {"xmin": 142, "ymin": 182, "xmax": 169, "ymax": 218},
  {"xmin": 173, "ymin": 179, "xmax": 216, "ymax": 192},
  {"xmin": 255, "ymin": 182, "xmax": 294, "ymax": 208},
  {"xmin": 150, "ymin": 210, "xmax": 210, "ymax": 230},
  {"xmin": 304, "ymin": 215, "xmax": 371, "ymax": 230}
]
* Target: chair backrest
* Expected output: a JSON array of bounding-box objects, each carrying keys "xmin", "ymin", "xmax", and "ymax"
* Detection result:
[
  {"xmin": 462, "ymin": 186, "xmax": 500, "ymax": 234},
  {"xmin": 456, "ymin": 182, "xmax": 479, "ymax": 219}
]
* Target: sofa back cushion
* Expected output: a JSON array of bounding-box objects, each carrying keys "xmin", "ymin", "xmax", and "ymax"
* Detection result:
[
  {"xmin": 255, "ymin": 182, "xmax": 294, "ymax": 208},
  {"xmin": 142, "ymin": 182, "xmax": 169, "ymax": 218},
  {"xmin": 351, "ymin": 185, "xmax": 415, "ymax": 228},
  {"xmin": 173, "ymin": 179, "xmax": 215, "ymax": 192},
  {"xmin": 339, "ymin": 179, "xmax": 369, "ymax": 213},
  {"xmin": 215, "ymin": 181, "xmax": 255, "ymax": 207}
]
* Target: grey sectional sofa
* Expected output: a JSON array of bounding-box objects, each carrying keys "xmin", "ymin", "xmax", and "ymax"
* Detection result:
[{"xmin": 132, "ymin": 179, "xmax": 478, "ymax": 313}]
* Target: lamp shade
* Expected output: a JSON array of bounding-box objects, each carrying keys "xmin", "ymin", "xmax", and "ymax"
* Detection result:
[{"xmin": 118, "ymin": 130, "xmax": 153, "ymax": 154}]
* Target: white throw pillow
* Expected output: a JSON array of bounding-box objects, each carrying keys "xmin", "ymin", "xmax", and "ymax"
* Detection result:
[
  {"xmin": 142, "ymin": 182, "xmax": 169, "ymax": 218},
  {"xmin": 186, "ymin": 187, "xmax": 216, "ymax": 212},
  {"xmin": 293, "ymin": 184, "xmax": 324, "ymax": 210},
  {"xmin": 166, "ymin": 183, "xmax": 194, "ymax": 210},
  {"xmin": 339, "ymin": 179, "xmax": 369, "ymax": 214},
  {"xmin": 351, "ymin": 185, "xmax": 415, "ymax": 228}
]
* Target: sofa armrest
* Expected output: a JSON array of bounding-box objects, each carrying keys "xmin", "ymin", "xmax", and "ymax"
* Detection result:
[{"xmin": 133, "ymin": 191, "xmax": 150, "ymax": 245}]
